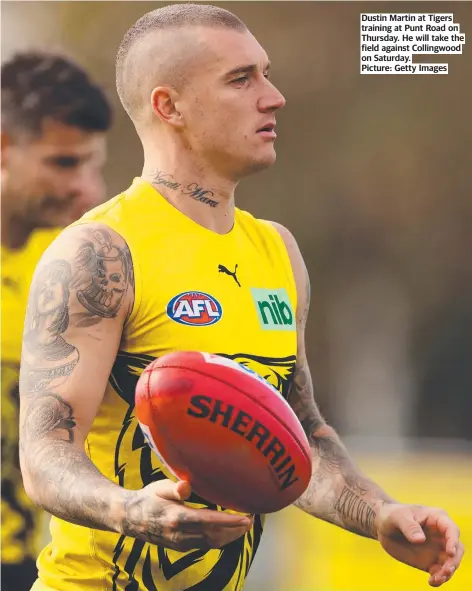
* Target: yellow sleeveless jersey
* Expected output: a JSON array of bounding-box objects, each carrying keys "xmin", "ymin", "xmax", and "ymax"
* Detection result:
[
  {"xmin": 36, "ymin": 178, "xmax": 298, "ymax": 591},
  {"xmin": 1, "ymin": 229, "xmax": 60, "ymax": 564}
]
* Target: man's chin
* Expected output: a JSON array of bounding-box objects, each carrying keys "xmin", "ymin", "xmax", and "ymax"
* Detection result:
[{"xmin": 240, "ymin": 151, "xmax": 277, "ymax": 177}]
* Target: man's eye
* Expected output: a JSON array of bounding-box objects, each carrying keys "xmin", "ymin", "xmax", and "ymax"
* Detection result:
[
  {"xmin": 49, "ymin": 157, "xmax": 80, "ymax": 169},
  {"xmin": 232, "ymin": 76, "xmax": 248, "ymax": 84}
]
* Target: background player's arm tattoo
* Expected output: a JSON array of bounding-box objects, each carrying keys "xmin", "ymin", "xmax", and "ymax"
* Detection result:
[
  {"xmin": 290, "ymin": 268, "xmax": 393, "ymax": 539},
  {"xmin": 19, "ymin": 225, "xmax": 136, "ymax": 533}
]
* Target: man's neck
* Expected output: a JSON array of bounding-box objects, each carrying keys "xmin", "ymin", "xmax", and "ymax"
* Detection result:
[{"xmin": 141, "ymin": 164, "xmax": 237, "ymax": 235}]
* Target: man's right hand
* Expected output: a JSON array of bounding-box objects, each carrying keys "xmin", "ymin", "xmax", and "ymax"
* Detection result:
[{"xmin": 120, "ymin": 479, "xmax": 254, "ymax": 551}]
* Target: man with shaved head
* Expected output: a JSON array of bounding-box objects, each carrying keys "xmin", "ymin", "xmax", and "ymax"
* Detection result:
[{"xmin": 22, "ymin": 4, "xmax": 463, "ymax": 591}]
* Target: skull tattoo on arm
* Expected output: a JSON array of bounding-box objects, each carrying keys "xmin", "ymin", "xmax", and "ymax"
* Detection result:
[{"xmin": 72, "ymin": 229, "xmax": 131, "ymax": 318}]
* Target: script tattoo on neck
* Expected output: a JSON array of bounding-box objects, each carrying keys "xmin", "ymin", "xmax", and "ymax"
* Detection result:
[{"xmin": 151, "ymin": 170, "xmax": 219, "ymax": 208}]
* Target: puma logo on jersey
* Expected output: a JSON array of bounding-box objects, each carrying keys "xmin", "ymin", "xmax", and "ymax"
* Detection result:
[
  {"xmin": 218, "ymin": 264, "xmax": 241, "ymax": 287},
  {"xmin": 167, "ymin": 291, "xmax": 223, "ymax": 326}
]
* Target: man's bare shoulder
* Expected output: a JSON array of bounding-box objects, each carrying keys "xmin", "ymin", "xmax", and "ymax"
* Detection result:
[{"xmin": 260, "ymin": 220, "xmax": 302, "ymax": 262}]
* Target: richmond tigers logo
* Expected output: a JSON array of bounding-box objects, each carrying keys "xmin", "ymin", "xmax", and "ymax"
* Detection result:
[
  {"xmin": 109, "ymin": 351, "xmax": 295, "ymax": 590},
  {"xmin": 216, "ymin": 352, "xmax": 296, "ymax": 400}
]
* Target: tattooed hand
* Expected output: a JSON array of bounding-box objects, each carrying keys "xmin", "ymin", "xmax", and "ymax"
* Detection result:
[{"xmin": 121, "ymin": 479, "xmax": 253, "ymax": 551}]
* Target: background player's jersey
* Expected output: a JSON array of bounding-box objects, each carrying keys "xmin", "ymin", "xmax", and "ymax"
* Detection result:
[
  {"xmin": 1, "ymin": 229, "xmax": 60, "ymax": 564},
  {"xmin": 37, "ymin": 178, "xmax": 298, "ymax": 591}
]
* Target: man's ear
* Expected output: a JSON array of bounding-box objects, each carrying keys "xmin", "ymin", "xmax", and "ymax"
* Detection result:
[{"xmin": 150, "ymin": 86, "xmax": 185, "ymax": 128}]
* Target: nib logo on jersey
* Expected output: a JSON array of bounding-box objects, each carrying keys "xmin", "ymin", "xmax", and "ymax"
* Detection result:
[
  {"xmin": 167, "ymin": 291, "xmax": 223, "ymax": 326},
  {"xmin": 251, "ymin": 288, "xmax": 295, "ymax": 331}
]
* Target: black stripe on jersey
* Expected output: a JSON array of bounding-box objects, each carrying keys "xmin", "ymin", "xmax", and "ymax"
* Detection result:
[
  {"xmin": 249, "ymin": 515, "xmax": 264, "ymax": 570},
  {"xmin": 109, "ymin": 351, "xmax": 156, "ymax": 406},
  {"xmin": 111, "ymin": 537, "xmax": 146, "ymax": 591},
  {"xmin": 123, "ymin": 538, "xmax": 146, "ymax": 591},
  {"xmin": 246, "ymin": 528, "xmax": 253, "ymax": 549},
  {"xmin": 158, "ymin": 547, "xmax": 208, "ymax": 581},
  {"xmin": 115, "ymin": 406, "xmax": 135, "ymax": 487},
  {"xmin": 183, "ymin": 534, "xmax": 246, "ymax": 591},
  {"xmin": 111, "ymin": 536, "xmax": 126, "ymax": 591},
  {"xmin": 142, "ymin": 548, "xmax": 159, "ymax": 591}
]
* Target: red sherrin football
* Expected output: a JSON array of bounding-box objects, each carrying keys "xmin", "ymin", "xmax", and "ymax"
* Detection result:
[{"xmin": 135, "ymin": 351, "xmax": 312, "ymax": 514}]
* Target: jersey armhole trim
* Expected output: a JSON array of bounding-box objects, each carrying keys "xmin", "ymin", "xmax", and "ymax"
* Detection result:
[{"xmin": 258, "ymin": 219, "xmax": 299, "ymax": 315}]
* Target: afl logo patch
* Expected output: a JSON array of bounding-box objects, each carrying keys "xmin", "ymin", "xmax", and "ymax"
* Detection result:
[{"xmin": 167, "ymin": 291, "xmax": 223, "ymax": 326}]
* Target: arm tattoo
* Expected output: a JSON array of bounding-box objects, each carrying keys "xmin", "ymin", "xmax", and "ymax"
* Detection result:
[
  {"xmin": 23, "ymin": 432, "xmax": 117, "ymax": 530},
  {"xmin": 20, "ymin": 390, "xmax": 165, "ymax": 540},
  {"xmin": 334, "ymin": 486, "xmax": 377, "ymax": 537},
  {"xmin": 290, "ymin": 356, "xmax": 390, "ymax": 539},
  {"xmin": 19, "ymin": 389, "xmax": 125, "ymax": 532},
  {"xmin": 22, "ymin": 260, "xmax": 79, "ymax": 393},
  {"xmin": 290, "ymin": 264, "xmax": 392, "ymax": 539},
  {"xmin": 71, "ymin": 229, "xmax": 132, "ymax": 320},
  {"xmin": 121, "ymin": 493, "xmax": 165, "ymax": 544},
  {"xmin": 22, "ymin": 391, "xmax": 76, "ymax": 444},
  {"xmin": 19, "ymin": 227, "xmax": 137, "ymax": 533},
  {"xmin": 22, "ymin": 229, "xmax": 133, "ymax": 393}
]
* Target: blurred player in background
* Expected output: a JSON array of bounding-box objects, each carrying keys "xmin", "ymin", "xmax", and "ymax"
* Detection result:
[
  {"xmin": 1, "ymin": 51, "xmax": 112, "ymax": 591},
  {"xmin": 18, "ymin": 5, "xmax": 463, "ymax": 591}
]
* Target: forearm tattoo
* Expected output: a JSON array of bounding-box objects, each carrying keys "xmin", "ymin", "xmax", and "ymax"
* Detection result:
[
  {"xmin": 290, "ymin": 264, "xmax": 391, "ymax": 539},
  {"xmin": 290, "ymin": 356, "xmax": 391, "ymax": 539},
  {"xmin": 334, "ymin": 486, "xmax": 377, "ymax": 537}
]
